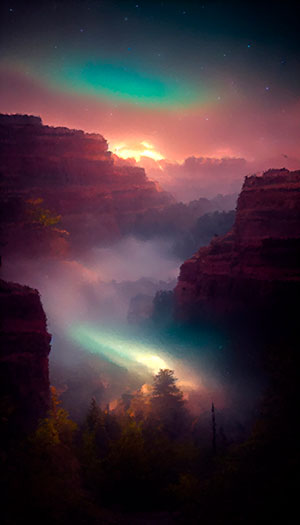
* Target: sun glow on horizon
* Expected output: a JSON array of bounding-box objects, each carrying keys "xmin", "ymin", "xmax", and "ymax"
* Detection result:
[{"xmin": 112, "ymin": 141, "xmax": 165, "ymax": 162}]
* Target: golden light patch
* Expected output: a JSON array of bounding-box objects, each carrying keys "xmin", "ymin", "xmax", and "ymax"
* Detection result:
[{"xmin": 134, "ymin": 353, "xmax": 168, "ymax": 373}]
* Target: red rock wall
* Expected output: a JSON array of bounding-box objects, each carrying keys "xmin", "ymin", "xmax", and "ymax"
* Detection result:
[
  {"xmin": 175, "ymin": 169, "xmax": 300, "ymax": 322},
  {"xmin": 0, "ymin": 114, "xmax": 173, "ymax": 256},
  {"xmin": 0, "ymin": 279, "xmax": 51, "ymax": 433}
]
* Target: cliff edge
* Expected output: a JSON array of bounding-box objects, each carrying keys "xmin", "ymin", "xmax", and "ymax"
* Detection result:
[
  {"xmin": 0, "ymin": 279, "xmax": 51, "ymax": 434},
  {"xmin": 175, "ymin": 169, "xmax": 300, "ymax": 324},
  {"xmin": 0, "ymin": 114, "xmax": 173, "ymax": 256}
]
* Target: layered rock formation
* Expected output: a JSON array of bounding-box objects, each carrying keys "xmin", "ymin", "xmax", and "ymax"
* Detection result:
[
  {"xmin": 175, "ymin": 169, "xmax": 300, "ymax": 324},
  {"xmin": 0, "ymin": 114, "xmax": 173, "ymax": 256},
  {"xmin": 0, "ymin": 279, "xmax": 51, "ymax": 433}
]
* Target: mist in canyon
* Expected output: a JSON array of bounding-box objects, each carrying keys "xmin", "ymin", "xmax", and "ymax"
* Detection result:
[
  {"xmin": 2, "ymin": 228, "xmax": 263, "ymax": 439},
  {"xmin": 0, "ymin": 113, "xmax": 271, "ymax": 447}
]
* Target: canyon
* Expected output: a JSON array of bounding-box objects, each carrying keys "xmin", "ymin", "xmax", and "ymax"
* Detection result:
[{"xmin": 1, "ymin": 118, "xmax": 300, "ymax": 435}]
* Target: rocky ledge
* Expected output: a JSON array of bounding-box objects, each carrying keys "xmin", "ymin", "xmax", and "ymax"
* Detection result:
[
  {"xmin": 175, "ymin": 169, "xmax": 300, "ymax": 325},
  {"xmin": 0, "ymin": 114, "xmax": 173, "ymax": 255}
]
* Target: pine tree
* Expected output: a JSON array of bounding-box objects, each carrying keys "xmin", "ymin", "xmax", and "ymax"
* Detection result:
[
  {"xmin": 150, "ymin": 369, "xmax": 187, "ymax": 436},
  {"xmin": 152, "ymin": 369, "xmax": 183, "ymax": 400},
  {"xmin": 86, "ymin": 397, "xmax": 102, "ymax": 432}
]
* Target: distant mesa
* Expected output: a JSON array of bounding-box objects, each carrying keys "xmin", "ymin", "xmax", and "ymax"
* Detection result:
[{"xmin": 0, "ymin": 114, "xmax": 43, "ymax": 126}]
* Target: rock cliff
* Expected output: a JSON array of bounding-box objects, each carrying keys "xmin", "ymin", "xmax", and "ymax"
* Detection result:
[
  {"xmin": 0, "ymin": 279, "xmax": 51, "ymax": 434},
  {"xmin": 175, "ymin": 169, "xmax": 300, "ymax": 325},
  {"xmin": 0, "ymin": 114, "xmax": 173, "ymax": 256}
]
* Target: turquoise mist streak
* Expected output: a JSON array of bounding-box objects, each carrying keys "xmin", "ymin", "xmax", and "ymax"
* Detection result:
[
  {"xmin": 49, "ymin": 60, "xmax": 201, "ymax": 107},
  {"xmin": 69, "ymin": 323, "xmax": 170, "ymax": 373}
]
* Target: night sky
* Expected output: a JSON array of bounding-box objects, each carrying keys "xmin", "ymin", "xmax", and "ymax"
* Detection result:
[{"xmin": 1, "ymin": 0, "xmax": 299, "ymax": 163}]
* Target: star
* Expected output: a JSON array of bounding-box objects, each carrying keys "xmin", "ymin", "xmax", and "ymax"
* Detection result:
[
  {"xmin": 124, "ymin": 17, "xmax": 128, "ymax": 21},
  {"xmin": 265, "ymin": 86, "xmax": 270, "ymax": 91}
]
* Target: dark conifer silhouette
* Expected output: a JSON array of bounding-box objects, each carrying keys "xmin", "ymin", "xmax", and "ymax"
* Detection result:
[
  {"xmin": 150, "ymin": 369, "xmax": 187, "ymax": 437},
  {"xmin": 211, "ymin": 402, "xmax": 217, "ymax": 455}
]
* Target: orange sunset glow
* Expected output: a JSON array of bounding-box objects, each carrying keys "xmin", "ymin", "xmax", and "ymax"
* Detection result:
[{"xmin": 111, "ymin": 140, "xmax": 165, "ymax": 162}]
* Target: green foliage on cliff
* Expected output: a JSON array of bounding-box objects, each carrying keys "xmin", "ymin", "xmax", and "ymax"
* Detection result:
[
  {"xmin": 32, "ymin": 386, "xmax": 77, "ymax": 450},
  {"xmin": 26, "ymin": 198, "xmax": 61, "ymax": 228}
]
